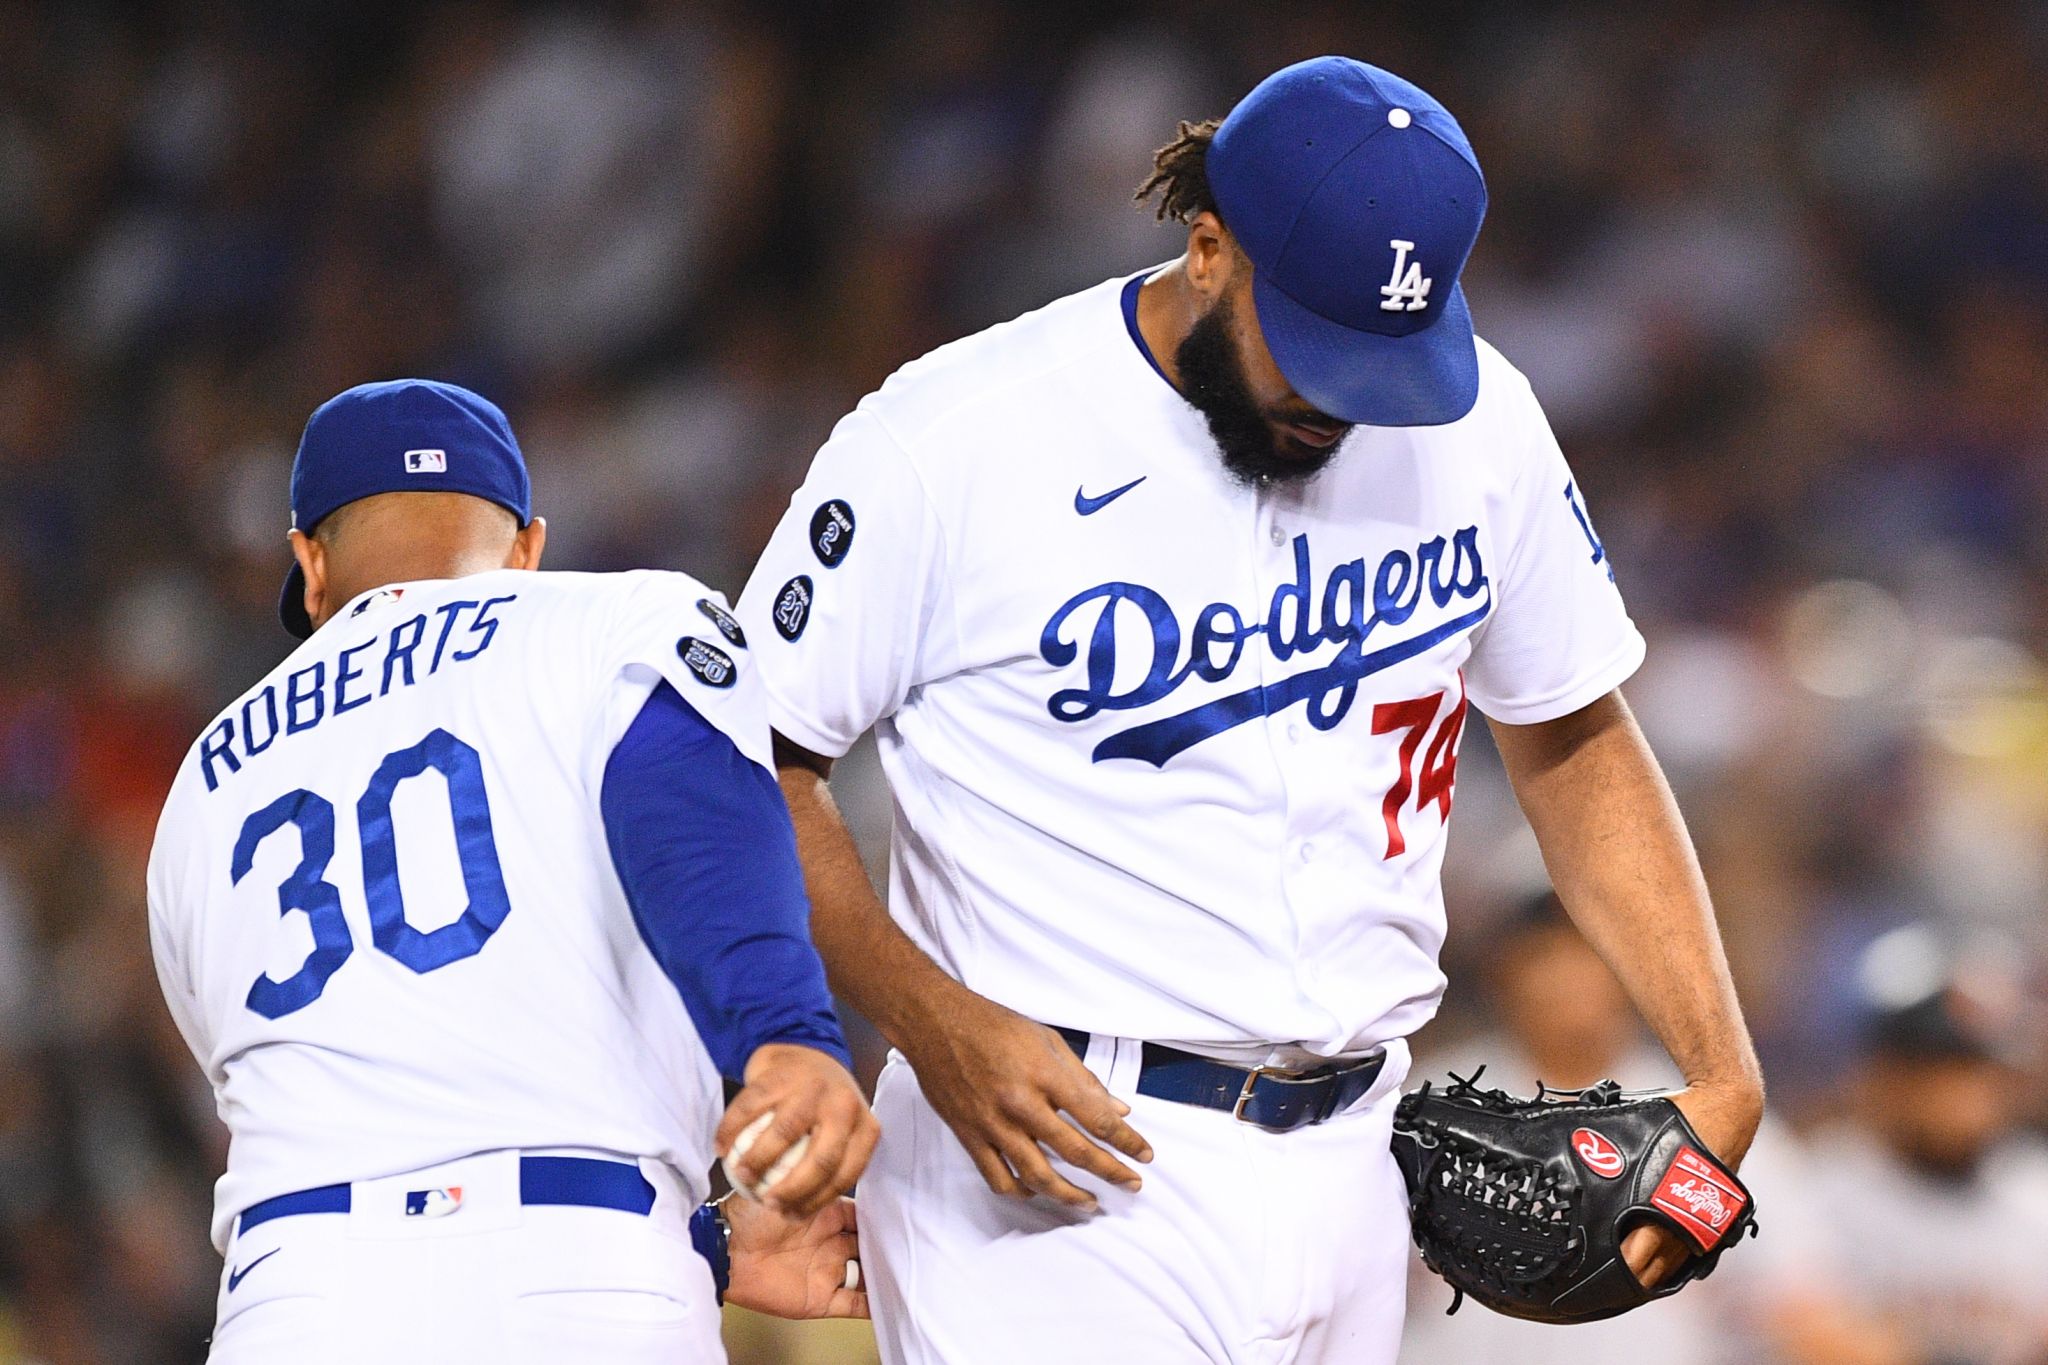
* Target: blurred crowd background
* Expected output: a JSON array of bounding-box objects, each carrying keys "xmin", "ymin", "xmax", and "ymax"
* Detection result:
[{"xmin": 3, "ymin": 0, "xmax": 2047, "ymax": 1361}]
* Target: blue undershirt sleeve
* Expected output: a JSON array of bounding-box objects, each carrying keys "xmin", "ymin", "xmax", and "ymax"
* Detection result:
[{"xmin": 600, "ymin": 680, "xmax": 851, "ymax": 1081}]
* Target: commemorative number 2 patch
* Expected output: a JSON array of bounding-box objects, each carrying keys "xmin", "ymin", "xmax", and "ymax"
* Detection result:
[
  {"xmin": 677, "ymin": 636, "xmax": 737, "ymax": 688},
  {"xmin": 696, "ymin": 598, "xmax": 747, "ymax": 649},
  {"xmin": 811, "ymin": 500, "xmax": 855, "ymax": 567}
]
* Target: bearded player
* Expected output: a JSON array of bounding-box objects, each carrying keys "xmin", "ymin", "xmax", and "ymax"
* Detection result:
[{"xmin": 739, "ymin": 58, "xmax": 1764, "ymax": 1363}]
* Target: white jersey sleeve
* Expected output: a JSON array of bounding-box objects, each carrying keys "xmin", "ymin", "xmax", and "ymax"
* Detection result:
[
  {"xmin": 1463, "ymin": 377, "xmax": 1645, "ymax": 724},
  {"xmin": 586, "ymin": 570, "xmax": 771, "ymax": 775},
  {"xmin": 736, "ymin": 408, "xmax": 956, "ymax": 758},
  {"xmin": 146, "ymin": 786, "xmax": 208, "ymax": 1069}
]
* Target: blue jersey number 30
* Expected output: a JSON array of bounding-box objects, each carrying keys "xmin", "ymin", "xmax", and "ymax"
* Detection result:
[{"xmin": 230, "ymin": 729, "xmax": 511, "ymax": 1019}]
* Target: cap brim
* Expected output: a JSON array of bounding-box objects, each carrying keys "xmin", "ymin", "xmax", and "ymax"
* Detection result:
[
  {"xmin": 279, "ymin": 562, "xmax": 314, "ymax": 638},
  {"xmin": 1252, "ymin": 273, "xmax": 1480, "ymax": 428}
]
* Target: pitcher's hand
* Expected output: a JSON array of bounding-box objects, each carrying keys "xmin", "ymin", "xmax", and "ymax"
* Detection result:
[
  {"xmin": 725, "ymin": 1195, "xmax": 867, "ymax": 1320},
  {"xmin": 1622, "ymin": 1081, "xmax": 1763, "ymax": 1287},
  {"xmin": 898, "ymin": 982, "xmax": 1153, "ymax": 1211}
]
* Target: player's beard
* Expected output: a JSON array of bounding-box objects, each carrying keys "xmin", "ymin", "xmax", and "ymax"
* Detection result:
[{"xmin": 1174, "ymin": 295, "xmax": 1347, "ymax": 487}]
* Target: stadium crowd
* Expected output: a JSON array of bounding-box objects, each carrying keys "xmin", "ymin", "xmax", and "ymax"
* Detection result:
[{"xmin": 2, "ymin": 1, "xmax": 2045, "ymax": 1361}]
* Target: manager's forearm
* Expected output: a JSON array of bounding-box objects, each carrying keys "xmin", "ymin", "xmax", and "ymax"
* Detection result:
[
  {"xmin": 602, "ymin": 684, "xmax": 849, "ymax": 1078},
  {"xmin": 774, "ymin": 752, "xmax": 963, "ymax": 1048},
  {"xmin": 1491, "ymin": 693, "xmax": 1763, "ymax": 1108}
]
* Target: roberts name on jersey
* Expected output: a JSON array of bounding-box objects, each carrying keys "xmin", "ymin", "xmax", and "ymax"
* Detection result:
[{"xmin": 194, "ymin": 590, "xmax": 517, "ymax": 791}]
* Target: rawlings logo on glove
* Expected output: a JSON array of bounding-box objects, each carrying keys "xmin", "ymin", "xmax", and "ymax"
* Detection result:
[
  {"xmin": 1391, "ymin": 1072, "xmax": 1757, "ymax": 1325},
  {"xmin": 1572, "ymin": 1127, "xmax": 1626, "ymax": 1178},
  {"xmin": 1652, "ymin": 1148, "xmax": 1748, "ymax": 1249}
]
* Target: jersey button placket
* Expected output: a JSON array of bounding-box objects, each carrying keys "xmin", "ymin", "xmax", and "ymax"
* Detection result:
[
  {"xmin": 1262, "ymin": 501, "xmax": 1355, "ymax": 1031},
  {"xmin": 1253, "ymin": 499, "xmax": 1312, "ymax": 965}
]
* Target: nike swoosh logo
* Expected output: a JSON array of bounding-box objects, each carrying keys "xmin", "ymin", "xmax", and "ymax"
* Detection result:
[
  {"xmin": 228, "ymin": 1248, "xmax": 279, "ymax": 1292},
  {"xmin": 1074, "ymin": 477, "xmax": 1147, "ymax": 516}
]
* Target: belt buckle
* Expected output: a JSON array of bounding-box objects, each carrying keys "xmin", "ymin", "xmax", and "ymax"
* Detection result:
[{"xmin": 1231, "ymin": 1064, "xmax": 1291, "ymax": 1123}]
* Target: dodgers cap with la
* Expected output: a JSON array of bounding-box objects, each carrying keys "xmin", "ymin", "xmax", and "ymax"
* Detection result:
[
  {"xmin": 278, "ymin": 379, "xmax": 532, "ymax": 638},
  {"xmin": 1208, "ymin": 56, "xmax": 1487, "ymax": 427}
]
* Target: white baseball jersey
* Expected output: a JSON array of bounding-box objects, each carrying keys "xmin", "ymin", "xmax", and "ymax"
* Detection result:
[
  {"xmin": 148, "ymin": 568, "xmax": 765, "ymax": 1251},
  {"xmin": 739, "ymin": 271, "xmax": 1642, "ymax": 1063}
]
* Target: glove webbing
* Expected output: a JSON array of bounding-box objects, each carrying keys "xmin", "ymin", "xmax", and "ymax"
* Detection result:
[{"xmin": 1411, "ymin": 1073, "xmax": 1582, "ymax": 1313}]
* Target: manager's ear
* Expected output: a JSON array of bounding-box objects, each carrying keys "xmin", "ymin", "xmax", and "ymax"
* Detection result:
[
  {"xmin": 288, "ymin": 529, "xmax": 327, "ymax": 627},
  {"xmin": 508, "ymin": 515, "xmax": 547, "ymax": 571}
]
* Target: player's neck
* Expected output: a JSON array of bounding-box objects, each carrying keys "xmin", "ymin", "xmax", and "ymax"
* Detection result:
[
  {"xmin": 317, "ymin": 548, "xmax": 517, "ymax": 629},
  {"xmin": 1136, "ymin": 261, "xmax": 1196, "ymax": 394}
]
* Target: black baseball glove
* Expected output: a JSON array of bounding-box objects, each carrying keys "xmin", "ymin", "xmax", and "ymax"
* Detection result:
[{"xmin": 1390, "ymin": 1070, "xmax": 1756, "ymax": 1324}]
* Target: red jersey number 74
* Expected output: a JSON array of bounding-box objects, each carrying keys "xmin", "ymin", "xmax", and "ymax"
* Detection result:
[{"xmin": 1370, "ymin": 676, "xmax": 1468, "ymax": 860}]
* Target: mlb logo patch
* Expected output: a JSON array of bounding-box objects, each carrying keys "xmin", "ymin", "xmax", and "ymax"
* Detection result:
[
  {"xmin": 404, "ymin": 448, "xmax": 447, "ymax": 474},
  {"xmin": 404, "ymin": 1186, "xmax": 464, "ymax": 1218},
  {"xmin": 350, "ymin": 587, "xmax": 407, "ymax": 618}
]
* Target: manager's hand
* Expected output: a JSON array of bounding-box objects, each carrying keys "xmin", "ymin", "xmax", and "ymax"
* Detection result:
[
  {"xmin": 724, "ymin": 1195, "xmax": 867, "ymax": 1320},
  {"xmin": 718, "ymin": 1043, "xmax": 878, "ymax": 1219},
  {"xmin": 899, "ymin": 980, "xmax": 1153, "ymax": 1211}
]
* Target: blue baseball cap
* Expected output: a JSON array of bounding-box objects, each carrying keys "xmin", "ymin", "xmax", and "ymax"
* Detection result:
[
  {"xmin": 1208, "ymin": 57, "xmax": 1487, "ymax": 427},
  {"xmin": 279, "ymin": 379, "xmax": 532, "ymax": 637}
]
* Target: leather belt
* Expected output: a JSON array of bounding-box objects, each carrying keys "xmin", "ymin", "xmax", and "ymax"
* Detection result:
[{"xmin": 1053, "ymin": 1027, "xmax": 1385, "ymax": 1132}]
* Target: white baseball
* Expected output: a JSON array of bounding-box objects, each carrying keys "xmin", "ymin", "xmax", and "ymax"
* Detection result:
[{"xmin": 722, "ymin": 1110, "xmax": 811, "ymax": 1201}]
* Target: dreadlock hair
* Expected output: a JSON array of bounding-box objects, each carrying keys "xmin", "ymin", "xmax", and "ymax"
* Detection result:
[{"xmin": 1134, "ymin": 118, "xmax": 1222, "ymax": 224}]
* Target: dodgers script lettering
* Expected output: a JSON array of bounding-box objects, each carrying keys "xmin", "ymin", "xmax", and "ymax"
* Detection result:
[{"xmin": 1039, "ymin": 530, "xmax": 1491, "ymax": 766}]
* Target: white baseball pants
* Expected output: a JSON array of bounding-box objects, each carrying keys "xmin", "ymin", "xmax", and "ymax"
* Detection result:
[
  {"xmin": 206, "ymin": 1148, "xmax": 724, "ymax": 1364},
  {"xmin": 861, "ymin": 1036, "xmax": 1414, "ymax": 1365}
]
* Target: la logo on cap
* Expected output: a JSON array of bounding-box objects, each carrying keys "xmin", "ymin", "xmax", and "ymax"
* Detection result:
[
  {"xmin": 404, "ymin": 448, "xmax": 447, "ymax": 473},
  {"xmin": 1380, "ymin": 240, "xmax": 1432, "ymax": 312}
]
